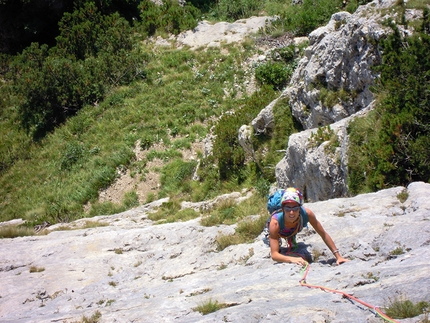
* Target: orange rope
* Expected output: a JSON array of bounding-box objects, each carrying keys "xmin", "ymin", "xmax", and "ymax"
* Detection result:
[{"xmin": 292, "ymin": 254, "xmax": 400, "ymax": 323}]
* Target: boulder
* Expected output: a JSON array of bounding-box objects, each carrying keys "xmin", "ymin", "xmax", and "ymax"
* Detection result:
[{"xmin": 285, "ymin": 2, "xmax": 392, "ymax": 129}]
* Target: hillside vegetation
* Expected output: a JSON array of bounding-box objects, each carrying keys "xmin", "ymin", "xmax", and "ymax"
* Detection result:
[{"xmin": 0, "ymin": 0, "xmax": 429, "ymax": 228}]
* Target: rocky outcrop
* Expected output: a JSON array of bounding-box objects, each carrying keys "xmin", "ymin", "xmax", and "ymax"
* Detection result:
[
  {"xmin": 251, "ymin": 0, "xmax": 412, "ymax": 201},
  {"xmin": 1, "ymin": 182, "xmax": 429, "ymax": 322},
  {"xmin": 176, "ymin": 16, "xmax": 274, "ymax": 49},
  {"xmin": 275, "ymin": 105, "xmax": 373, "ymax": 201},
  {"xmin": 285, "ymin": 6, "xmax": 388, "ymax": 129}
]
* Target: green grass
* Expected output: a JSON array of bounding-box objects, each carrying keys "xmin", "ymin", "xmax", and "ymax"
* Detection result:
[
  {"xmin": 81, "ymin": 311, "xmax": 102, "ymax": 323},
  {"xmin": 193, "ymin": 298, "xmax": 229, "ymax": 315},
  {"xmin": 385, "ymin": 296, "xmax": 429, "ymax": 319},
  {"xmin": 0, "ymin": 43, "xmax": 258, "ymax": 225},
  {"xmin": 2, "ymin": 0, "xmax": 426, "ymax": 229},
  {"xmin": 0, "ymin": 225, "xmax": 37, "ymax": 239},
  {"xmin": 197, "ymin": 193, "xmax": 268, "ymax": 251},
  {"xmin": 201, "ymin": 193, "xmax": 267, "ymax": 227},
  {"xmin": 148, "ymin": 197, "xmax": 200, "ymax": 223},
  {"xmin": 0, "ymin": 0, "xmax": 357, "ymax": 227},
  {"xmin": 215, "ymin": 214, "xmax": 267, "ymax": 251}
]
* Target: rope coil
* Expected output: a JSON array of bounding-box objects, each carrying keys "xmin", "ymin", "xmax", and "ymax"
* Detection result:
[{"xmin": 291, "ymin": 253, "xmax": 400, "ymax": 323}]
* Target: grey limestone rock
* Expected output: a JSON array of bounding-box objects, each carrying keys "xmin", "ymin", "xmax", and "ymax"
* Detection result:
[{"xmin": 1, "ymin": 183, "xmax": 429, "ymax": 323}]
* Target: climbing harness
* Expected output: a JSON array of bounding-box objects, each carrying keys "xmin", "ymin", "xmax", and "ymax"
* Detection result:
[{"xmin": 290, "ymin": 252, "xmax": 400, "ymax": 323}]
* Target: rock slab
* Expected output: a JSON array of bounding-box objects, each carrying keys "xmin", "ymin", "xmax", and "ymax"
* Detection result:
[{"xmin": 1, "ymin": 182, "xmax": 429, "ymax": 322}]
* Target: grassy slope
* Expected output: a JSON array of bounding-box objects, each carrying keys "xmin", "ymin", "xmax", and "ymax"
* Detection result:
[
  {"xmin": 0, "ymin": 42, "xmax": 261, "ymax": 224},
  {"xmin": 1, "ymin": 0, "xmax": 426, "ymax": 226}
]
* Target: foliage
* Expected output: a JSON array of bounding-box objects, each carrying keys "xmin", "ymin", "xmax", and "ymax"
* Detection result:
[
  {"xmin": 138, "ymin": 0, "xmax": 200, "ymax": 36},
  {"xmin": 0, "ymin": 38, "xmax": 262, "ymax": 224},
  {"xmin": 81, "ymin": 310, "xmax": 102, "ymax": 323},
  {"xmin": 87, "ymin": 191, "xmax": 139, "ymax": 219},
  {"xmin": 251, "ymin": 96, "xmax": 302, "ymax": 182},
  {"xmin": 207, "ymin": 0, "xmax": 263, "ymax": 21},
  {"xmin": 212, "ymin": 86, "xmax": 278, "ymax": 181},
  {"xmin": 213, "ymin": 111, "xmax": 246, "ymax": 180},
  {"xmin": 396, "ymin": 189, "xmax": 409, "ymax": 203},
  {"xmin": 347, "ymin": 25, "xmax": 430, "ymax": 193},
  {"xmin": 346, "ymin": 111, "xmax": 380, "ymax": 193},
  {"xmin": 273, "ymin": 0, "xmax": 344, "ymax": 36},
  {"xmin": 9, "ymin": 7, "xmax": 146, "ymax": 139},
  {"xmin": 319, "ymin": 87, "xmax": 350, "ymax": 109},
  {"xmin": 201, "ymin": 198, "xmax": 237, "ymax": 226},
  {"xmin": 148, "ymin": 197, "xmax": 200, "ymax": 223},
  {"xmin": 255, "ymin": 61, "xmax": 292, "ymax": 91},
  {"xmin": 385, "ymin": 296, "xmax": 429, "ymax": 319},
  {"xmin": 201, "ymin": 193, "xmax": 267, "ymax": 227},
  {"xmin": 159, "ymin": 159, "xmax": 198, "ymax": 197},
  {"xmin": 344, "ymin": 0, "xmax": 374, "ymax": 14},
  {"xmin": 255, "ymin": 43, "xmax": 300, "ymax": 92},
  {"xmin": 0, "ymin": 225, "xmax": 36, "ymax": 239},
  {"xmin": 193, "ymin": 298, "xmax": 228, "ymax": 315},
  {"xmin": 308, "ymin": 125, "xmax": 339, "ymax": 155},
  {"xmin": 215, "ymin": 214, "xmax": 267, "ymax": 250},
  {"xmin": 2, "ymin": 0, "xmax": 427, "ymax": 228}
]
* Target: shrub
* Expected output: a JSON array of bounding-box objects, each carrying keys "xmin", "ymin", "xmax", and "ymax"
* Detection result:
[
  {"xmin": 9, "ymin": 3, "xmax": 146, "ymax": 140},
  {"xmin": 277, "ymin": 0, "xmax": 344, "ymax": 36},
  {"xmin": 255, "ymin": 61, "xmax": 292, "ymax": 90},
  {"xmin": 56, "ymin": 2, "xmax": 106, "ymax": 60},
  {"xmin": 271, "ymin": 44, "xmax": 296, "ymax": 63},
  {"xmin": 348, "ymin": 26, "xmax": 430, "ymax": 193},
  {"xmin": 213, "ymin": 112, "xmax": 246, "ymax": 180},
  {"xmin": 138, "ymin": 0, "xmax": 200, "ymax": 36},
  {"xmin": 385, "ymin": 296, "xmax": 429, "ymax": 319},
  {"xmin": 213, "ymin": 86, "xmax": 277, "ymax": 181},
  {"xmin": 252, "ymin": 96, "xmax": 302, "ymax": 182},
  {"xmin": 208, "ymin": 0, "xmax": 263, "ymax": 21},
  {"xmin": 60, "ymin": 142, "xmax": 86, "ymax": 171}
]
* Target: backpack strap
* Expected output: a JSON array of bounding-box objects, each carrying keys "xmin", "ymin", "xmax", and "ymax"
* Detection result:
[{"xmin": 299, "ymin": 206, "xmax": 309, "ymax": 228}]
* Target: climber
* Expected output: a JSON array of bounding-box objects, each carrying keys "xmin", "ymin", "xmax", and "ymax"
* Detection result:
[{"xmin": 267, "ymin": 187, "xmax": 349, "ymax": 266}]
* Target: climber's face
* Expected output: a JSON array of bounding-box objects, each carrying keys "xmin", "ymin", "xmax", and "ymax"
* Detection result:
[{"xmin": 282, "ymin": 202, "xmax": 300, "ymax": 222}]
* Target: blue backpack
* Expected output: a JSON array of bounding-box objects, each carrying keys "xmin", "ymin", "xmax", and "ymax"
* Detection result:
[{"xmin": 266, "ymin": 189, "xmax": 285, "ymax": 214}]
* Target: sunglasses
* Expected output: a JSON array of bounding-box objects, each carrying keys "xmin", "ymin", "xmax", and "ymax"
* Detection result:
[{"xmin": 282, "ymin": 206, "xmax": 300, "ymax": 212}]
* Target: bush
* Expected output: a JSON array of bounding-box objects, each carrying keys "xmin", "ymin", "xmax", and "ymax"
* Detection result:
[
  {"xmin": 213, "ymin": 86, "xmax": 277, "ymax": 181},
  {"xmin": 138, "ymin": 0, "xmax": 200, "ymax": 36},
  {"xmin": 348, "ymin": 26, "xmax": 430, "ymax": 193},
  {"xmin": 208, "ymin": 0, "xmax": 263, "ymax": 21},
  {"xmin": 255, "ymin": 61, "xmax": 292, "ymax": 90},
  {"xmin": 213, "ymin": 112, "xmax": 246, "ymax": 180},
  {"xmin": 8, "ymin": 3, "xmax": 146, "ymax": 140},
  {"xmin": 276, "ymin": 0, "xmax": 344, "ymax": 36},
  {"xmin": 60, "ymin": 142, "xmax": 86, "ymax": 171},
  {"xmin": 252, "ymin": 96, "xmax": 302, "ymax": 182},
  {"xmin": 385, "ymin": 296, "xmax": 429, "ymax": 319}
]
